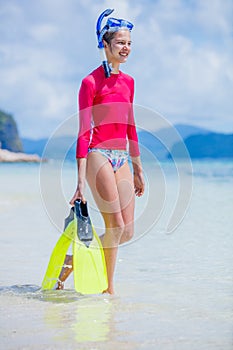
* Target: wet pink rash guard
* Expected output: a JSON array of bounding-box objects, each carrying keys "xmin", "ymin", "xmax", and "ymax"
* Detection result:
[{"xmin": 76, "ymin": 66, "xmax": 140, "ymax": 158}]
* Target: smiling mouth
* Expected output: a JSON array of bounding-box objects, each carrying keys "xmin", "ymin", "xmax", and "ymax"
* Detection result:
[{"xmin": 119, "ymin": 52, "xmax": 128, "ymax": 57}]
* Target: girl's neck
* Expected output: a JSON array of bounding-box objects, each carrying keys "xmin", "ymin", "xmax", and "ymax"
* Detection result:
[{"xmin": 109, "ymin": 62, "xmax": 120, "ymax": 74}]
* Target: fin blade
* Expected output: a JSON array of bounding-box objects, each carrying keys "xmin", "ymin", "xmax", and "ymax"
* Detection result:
[
  {"xmin": 41, "ymin": 221, "xmax": 74, "ymax": 290},
  {"xmin": 73, "ymin": 227, "xmax": 108, "ymax": 294}
]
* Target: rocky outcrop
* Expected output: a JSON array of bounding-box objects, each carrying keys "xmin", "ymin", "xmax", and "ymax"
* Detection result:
[
  {"xmin": 0, "ymin": 109, "xmax": 42, "ymax": 162},
  {"xmin": 0, "ymin": 110, "xmax": 23, "ymax": 152}
]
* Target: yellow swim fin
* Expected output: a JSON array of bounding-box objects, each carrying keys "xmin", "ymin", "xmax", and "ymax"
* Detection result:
[
  {"xmin": 41, "ymin": 209, "xmax": 74, "ymax": 290},
  {"xmin": 42, "ymin": 201, "xmax": 108, "ymax": 294},
  {"xmin": 73, "ymin": 200, "xmax": 108, "ymax": 294}
]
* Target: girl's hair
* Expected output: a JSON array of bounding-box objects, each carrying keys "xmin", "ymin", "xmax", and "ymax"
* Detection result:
[{"xmin": 103, "ymin": 31, "xmax": 116, "ymax": 45}]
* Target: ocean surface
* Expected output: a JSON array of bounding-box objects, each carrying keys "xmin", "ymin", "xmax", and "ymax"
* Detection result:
[{"xmin": 0, "ymin": 160, "xmax": 232, "ymax": 349}]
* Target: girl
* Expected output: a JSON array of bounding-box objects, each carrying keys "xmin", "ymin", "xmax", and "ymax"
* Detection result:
[{"xmin": 59, "ymin": 13, "xmax": 145, "ymax": 294}]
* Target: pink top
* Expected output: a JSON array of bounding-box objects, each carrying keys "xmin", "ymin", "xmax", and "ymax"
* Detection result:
[{"xmin": 76, "ymin": 65, "xmax": 140, "ymax": 158}]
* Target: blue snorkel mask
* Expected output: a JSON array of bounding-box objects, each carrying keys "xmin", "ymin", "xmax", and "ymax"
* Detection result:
[{"xmin": 96, "ymin": 9, "xmax": 134, "ymax": 78}]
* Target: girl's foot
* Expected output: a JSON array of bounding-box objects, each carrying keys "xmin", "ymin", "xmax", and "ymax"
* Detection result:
[
  {"xmin": 56, "ymin": 279, "xmax": 64, "ymax": 290},
  {"xmin": 102, "ymin": 285, "xmax": 114, "ymax": 295}
]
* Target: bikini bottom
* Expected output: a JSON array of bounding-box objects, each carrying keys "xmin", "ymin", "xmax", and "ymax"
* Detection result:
[{"xmin": 88, "ymin": 148, "xmax": 129, "ymax": 173}]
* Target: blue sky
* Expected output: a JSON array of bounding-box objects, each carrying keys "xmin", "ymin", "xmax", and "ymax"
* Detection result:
[{"xmin": 1, "ymin": 0, "xmax": 233, "ymax": 138}]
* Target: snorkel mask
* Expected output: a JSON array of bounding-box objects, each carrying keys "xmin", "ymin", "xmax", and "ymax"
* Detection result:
[{"xmin": 96, "ymin": 9, "xmax": 134, "ymax": 78}]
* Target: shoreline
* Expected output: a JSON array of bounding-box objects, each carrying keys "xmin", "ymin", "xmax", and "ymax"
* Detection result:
[{"xmin": 0, "ymin": 148, "xmax": 42, "ymax": 163}]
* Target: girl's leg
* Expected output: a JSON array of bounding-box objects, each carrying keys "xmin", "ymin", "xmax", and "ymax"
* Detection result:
[
  {"xmin": 114, "ymin": 161, "xmax": 135, "ymax": 244},
  {"xmin": 86, "ymin": 152, "xmax": 135, "ymax": 294},
  {"xmin": 56, "ymin": 254, "xmax": 73, "ymax": 290}
]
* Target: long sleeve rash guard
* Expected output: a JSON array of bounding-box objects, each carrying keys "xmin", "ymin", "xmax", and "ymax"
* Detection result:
[{"xmin": 76, "ymin": 65, "xmax": 140, "ymax": 158}]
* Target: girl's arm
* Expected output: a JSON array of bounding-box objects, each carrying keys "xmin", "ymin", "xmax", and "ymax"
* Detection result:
[
  {"xmin": 70, "ymin": 158, "xmax": 87, "ymax": 205},
  {"xmin": 70, "ymin": 76, "xmax": 95, "ymax": 204}
]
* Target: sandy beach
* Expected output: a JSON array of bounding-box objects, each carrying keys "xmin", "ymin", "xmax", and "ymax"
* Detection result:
[
  {"xmin": 0, "ymin": 149, "xmax": 41, "ymax": 163},
  {"xmin": 0, "ymin": 161, "xmax": 232, "ymax": 349}
]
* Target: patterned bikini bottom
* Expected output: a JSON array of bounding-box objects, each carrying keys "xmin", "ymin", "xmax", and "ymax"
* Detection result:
[{"xmin": 88, "ymin": 148, "xmax": 129, "ymax": 173}]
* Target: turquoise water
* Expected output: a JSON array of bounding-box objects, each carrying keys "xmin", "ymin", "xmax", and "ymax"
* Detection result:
[{"xmin": 0, "ymin": 161, "xmax": 232, "ymax": 349}]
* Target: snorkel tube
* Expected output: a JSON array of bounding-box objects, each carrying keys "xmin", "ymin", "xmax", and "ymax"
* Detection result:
[{"xmin": 96, "ymin": 8, "xmax": 114, "ymax": 78}]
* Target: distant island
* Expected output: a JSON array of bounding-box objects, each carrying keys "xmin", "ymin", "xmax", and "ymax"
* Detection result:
[
  {"xmin": 0, "ymin": 110, "xmax": 41, "ymax": 163},
  {"xmin": 1, "ymin": 108, "xmax": 232, "ymax": 162},
  {"xmin": 169, "ymin": 132, "xmax": 233, "ymax": 159},
  {"xmin": 138, "ymin": 125, "xmax": 233, "ymax": 160}
]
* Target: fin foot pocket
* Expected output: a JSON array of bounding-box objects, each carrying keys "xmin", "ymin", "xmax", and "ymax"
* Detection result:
[{"xmin": 74, "ymin": 200, "xmax": 93, "ymax": 248}]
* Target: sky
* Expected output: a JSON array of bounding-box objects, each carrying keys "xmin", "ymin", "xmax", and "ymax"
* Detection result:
[{"xmin": 1, "ymin": 0, "xmax": 233, "ymax": 139}]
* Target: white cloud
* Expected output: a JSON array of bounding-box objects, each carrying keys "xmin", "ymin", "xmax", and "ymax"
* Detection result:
[
  {"xmin": 196, "ymin": 0, "xmax": 233, "ymax": 35},
  {"xmin": 30, "ymin": 24, "xmax": 59, "ymax": 42},
  {"xmin": 0, "ymin": 0, "xmax": 232, "ymax": 137},
  {"xmin": 128, "ymin": 0, "xmax": 233, "ymax": 131}
]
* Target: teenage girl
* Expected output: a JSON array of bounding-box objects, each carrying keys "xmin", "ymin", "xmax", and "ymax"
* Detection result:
[{"xmin": 58, "ymin": 14, "xmax": 145, "ymax": 294}]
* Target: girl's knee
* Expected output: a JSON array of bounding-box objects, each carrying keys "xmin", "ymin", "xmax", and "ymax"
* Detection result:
[
  {"xmin": 103, "ymin": 213, "xmax": 134, "ymax": 244},
  {"xmin": 113, "ymin": 221, "xmax": 125, "ymax": 240},
  {"xmin": 104, "ymin": 216, "xmax": 125, "ymax": 244}
]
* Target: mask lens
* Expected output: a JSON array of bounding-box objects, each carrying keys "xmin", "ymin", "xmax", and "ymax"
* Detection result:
[{"xmin": 107, "ymin": 18, "xmax": 133, "ymax": 31}]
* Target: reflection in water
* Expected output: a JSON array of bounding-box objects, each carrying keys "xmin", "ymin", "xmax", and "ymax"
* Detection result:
[
  {"xmin": 43, "ymin": 292, "xmax": 113, "ymax": 344},
  {"xmin": 73, "ymin": 298, "xmax": 112, "ymax": 342},
  {"xmin": 0, "ymin": 285, "xmax": 113, "ymax": 344}
]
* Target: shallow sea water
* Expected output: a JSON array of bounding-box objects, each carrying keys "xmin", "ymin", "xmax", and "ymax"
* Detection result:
[{"xmin": 0, "ymin": 161, "xmax": 232, "ymax": 349}]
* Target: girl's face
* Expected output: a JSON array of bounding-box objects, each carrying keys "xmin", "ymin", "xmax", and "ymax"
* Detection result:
[{"xmin": 105, "ymin": 30, "xmax": 132, "ymax": 65}]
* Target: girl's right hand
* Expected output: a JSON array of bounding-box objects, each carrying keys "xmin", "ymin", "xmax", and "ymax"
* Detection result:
[{"xmin": 69, "ymin": 185, "xmax": 86, "ymax": 206}]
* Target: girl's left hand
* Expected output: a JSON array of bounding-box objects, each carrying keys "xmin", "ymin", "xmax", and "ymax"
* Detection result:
[{"xmin": 134, "ymin": 171, "xmax": 145, "ymax": 197}]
